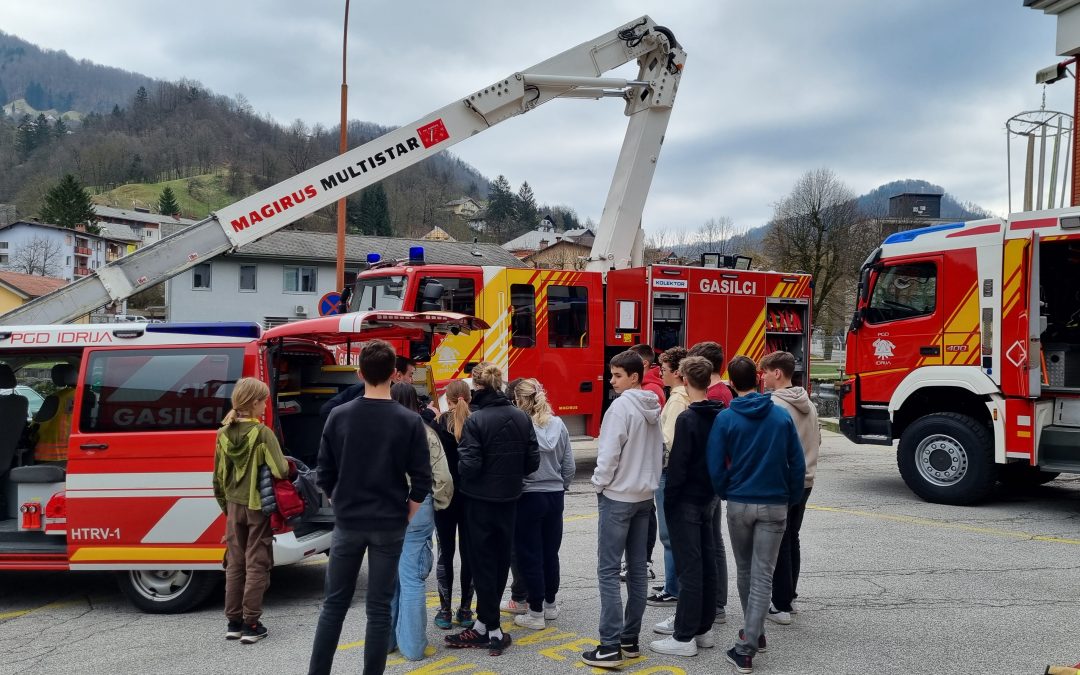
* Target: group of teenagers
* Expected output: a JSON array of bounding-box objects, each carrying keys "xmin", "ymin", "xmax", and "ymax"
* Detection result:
[{"xmin": 211, "ymin": 335, "xmax": 818, "ymax": 675}]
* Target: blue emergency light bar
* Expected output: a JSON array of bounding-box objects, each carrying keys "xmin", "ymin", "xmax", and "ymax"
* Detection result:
[
  {"xmin": 147, "ymin": 322, "xmax": 263, "ymax": 339},
  {"xmin": 367, "ymin": 253, "xmax": 381, "ymax": 264},
  {"xmin": 409, "ymin": 246, "xmax": 425, "ymax": 264}
]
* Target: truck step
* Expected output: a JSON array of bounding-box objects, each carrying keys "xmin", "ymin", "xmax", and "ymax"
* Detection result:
[{"xmin": 1038, "ymin": 425, "xmax": 1080, "ymax": 473}]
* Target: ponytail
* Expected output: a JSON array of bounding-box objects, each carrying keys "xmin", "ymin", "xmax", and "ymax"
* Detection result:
[
  {"xmin": 223, "ymin": 377, "xmax": 270, "ymax": 426},
  {"xmin": 444, "ymin": 379, "xmax": 472, "ymax": 441},
  {"xmin": 514, "ymin": 378, "xmax": 552, "ymax": 427}
]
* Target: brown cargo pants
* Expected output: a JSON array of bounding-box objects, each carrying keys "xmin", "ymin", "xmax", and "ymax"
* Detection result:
[{"xmin": 224, "ymin": 501, "xmax": 274, "ymax": 623}]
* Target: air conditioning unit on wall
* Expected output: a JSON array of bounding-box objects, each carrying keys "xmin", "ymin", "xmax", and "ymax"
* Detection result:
[{"xmin": 294, "ymin": 305, "xmax": 307, "ymax": 316}]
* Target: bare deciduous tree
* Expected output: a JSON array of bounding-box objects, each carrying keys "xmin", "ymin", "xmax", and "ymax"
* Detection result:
[
  {"xmin": 764, "ymin": 168, "xmax": 866, "ymax": 328},
  {"xmin": 8, "ymin": 235, "xmax": 64, "ymax": 276},
  {"xmin": 692, "ymin": 216, "xmax": 735, "ymax": 256}
]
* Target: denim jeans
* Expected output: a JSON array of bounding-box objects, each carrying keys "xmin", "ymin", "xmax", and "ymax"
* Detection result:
[
  {"xmin": 597, "ymin": 494, "xmax": 653, "ymax": 648},
  {"xmin": 390, "ymin": 495, "xmax": 435, "ymax": 660},
  {"xmin": 654, "ymin": 472, "xmax": 679, "ymax": 597},
  {"xmin": 667, "ymin": 498, "xmax": 718, "ymax": 641},
  {"xmin": 727, "ymin": 502, "xmax": 787, "ymax": 658},
  {"xmin": 308, "ymin": 525, "xmax": 405, "ymax": 675}
]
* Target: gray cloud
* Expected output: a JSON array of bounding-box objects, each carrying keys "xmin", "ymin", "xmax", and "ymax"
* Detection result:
[{"xmin": 0, "ymin": 0, "xmax": 1070, "ymax": 232}]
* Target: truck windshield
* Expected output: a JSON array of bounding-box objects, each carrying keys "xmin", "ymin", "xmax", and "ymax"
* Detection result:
[{"xmin": 350, "ymin": 275, "xmax": 407, "ymax": 312}]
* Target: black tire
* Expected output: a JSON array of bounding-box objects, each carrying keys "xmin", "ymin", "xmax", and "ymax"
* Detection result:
[
  {"xmin": 116, "ymin": 569, "xmax": 219, "ymax": 614},
  {"xmin": 998, "ymin": 463, "xmax": 1060, "ymax": 489},
  {"xmin": 897, "ymin": 412, "xmax": 995, "ymax": 505}
]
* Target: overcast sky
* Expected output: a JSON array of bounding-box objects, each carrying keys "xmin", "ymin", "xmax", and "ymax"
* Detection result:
[{"xmin": 1, "ymin": 1, "xmax": 1073, "ymax": 235}]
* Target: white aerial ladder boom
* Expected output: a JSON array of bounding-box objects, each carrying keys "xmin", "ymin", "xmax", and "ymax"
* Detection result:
[{"xmin": 1, "ymin": 16, "xmax": 684, "ymax": 325}]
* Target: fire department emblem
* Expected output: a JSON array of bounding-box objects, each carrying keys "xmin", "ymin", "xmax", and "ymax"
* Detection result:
[{"xmin": 873, "ymin": 338, "xmax": 896, "ymax": 360}]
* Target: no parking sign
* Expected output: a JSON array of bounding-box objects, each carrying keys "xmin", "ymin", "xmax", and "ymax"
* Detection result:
[{"xmin": 318, "ymin": 292, "xmax": 341, "ymax": 316}]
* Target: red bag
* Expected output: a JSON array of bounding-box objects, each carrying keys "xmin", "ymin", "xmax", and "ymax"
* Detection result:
[{"xmin": 272, "ymin": 459, "xmax": 305, "ymax": 520}]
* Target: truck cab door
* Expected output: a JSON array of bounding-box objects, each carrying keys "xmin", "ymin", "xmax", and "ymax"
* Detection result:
[
  {"xmin": 1027, "ymin": 231, "xmax": 1042, "ymax": 398},
  {"xmin": 854, "ymin": 256, "xmax": 944, "ymax": 404},
  {"xmin": 1001, "ymin": 232, "xmax": 1043, "ymax": 398}
]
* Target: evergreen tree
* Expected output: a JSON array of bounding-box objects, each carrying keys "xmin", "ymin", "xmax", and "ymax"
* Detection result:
[
  {"xmin": 25, "ymin": 81, "xmax": 46, "ymax": 109},
  {"xmin": 515, "ymin": 180, "xmax": 538, "ymax": 232},
  {"xmin": 53, "ymin": 117, "xmax": 68, "ymax": 138},
  {"xmin": 40, "ymin": 174, "xmax": 99, "ymax": 233},
  {"xmin": 485, "ymin": 175, "xmax": 516, "ymax": 240},
  {"xmin": 33, "ymin": 113, "xmax": 51, "ymax": 149},
  {"xmin": 158, "ymin": 186, "xmax": 181, "ymax": 216},
  {"xmin": 349, "ymin": 184, "xmax": 393, "ymax": 236},
  {"xmin": 15, "ymin": 114, "xmax": 36, "ymax": 161}
]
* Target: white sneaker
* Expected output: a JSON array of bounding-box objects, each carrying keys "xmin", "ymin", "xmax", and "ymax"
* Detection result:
[
  {"xmin": 543, "ymin": 602, "xmax": 559, "ymax": 620},
  {"xmin": 790, "ymin": 601, "xmax": 800, "ymax": 615},
  {"xmin": 514, "ymin": 610, "xmax": 546, "ymax": 630},
  {"xmin": 649, "ymin": 635, "xmax": 698, "ymax": 657},
  {"xmin": 766, "ymin": 603, "xmax": 792, "ymax": 625},
  {"xmin": 694, "ymin": 632, "xmax": 715, "ymax": 649},
  {"xmin": 714, "ymin": 608, "xmax": 727, "ymax": 624},
  {"xmin": 653, "ymin": 615, "xmax": 676, "ymax": 635},
  {"xmin": 500, "ymin": 599, "xmax": 528, "ymax": 615}
]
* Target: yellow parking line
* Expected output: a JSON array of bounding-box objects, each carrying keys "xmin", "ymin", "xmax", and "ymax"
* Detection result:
[
  {"xmin": 808, "ymin": 504, "xmax": 1080, "ymax": 546},
  {"xmin": 0, "ymin": 599, "xmax": 87, "ymax": 621}
]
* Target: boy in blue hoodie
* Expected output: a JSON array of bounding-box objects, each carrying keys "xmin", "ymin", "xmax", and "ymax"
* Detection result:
[{"xmin": 707, "ymin": 355, "xmax": 805, "ymax": 675}]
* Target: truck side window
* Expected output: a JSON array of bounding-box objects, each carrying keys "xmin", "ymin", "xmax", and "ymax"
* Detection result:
[
  {"xmin": 548, "ymin": 285, "xmax": 589, "ymax": 348},
  {"xmin": 80, "ymin": 348, "xmax": 243, "ymax": 432},
  {"xmin": 415, "ymin": 277, "xmax": 476, "ymax": 315},
  {"xmin": 511, "ymin": 284, "xmax": 536, "ymax": 347},
  {"xmin": 866, "ymin": 262, "xmax": 937, "ymax": 324}
]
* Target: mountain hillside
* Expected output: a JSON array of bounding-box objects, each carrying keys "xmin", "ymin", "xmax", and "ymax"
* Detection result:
[
  {"xmin": 857, "ymin": 179, "xmax": 993, "ymax": 220},
  {"xmin": 0, "ymin": 31, "xmax": 155, "ymax": 115}
]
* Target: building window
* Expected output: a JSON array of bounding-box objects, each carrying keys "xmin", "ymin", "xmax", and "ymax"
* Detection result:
[
  {"xmin": 547, "ymin": 285, "xmax": 589, "ymax": 348},
  {"xmin": 284, "ymin": 266, "xmax": 317, "ymax": 293},
  {"xmin": 866, "ymin": 262, "xmax": 937, "ymax": 324},
  {"xmin": 0, "ymin": 254, "xmax": 7, "ymax": 265},
  {"xmin": 239, "ymin": 264, "xmax": 257, "ymax": 292},
  {"xmin": 192, "ymin": 262, "xmax": 212, "ymax": 290},
  {"xmin": 0, "ymin": 241, "xmax": 7, "ymax": 249},
  {"xmin": 66, "ymin": 256, "xmax": 72, "ymax": 266},
  {"xmin": 510, "ymin": 284, "xmax": 536, "ymax": 347}
]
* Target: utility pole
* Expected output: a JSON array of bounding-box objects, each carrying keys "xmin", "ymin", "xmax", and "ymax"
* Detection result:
[{"xmin": 336, "ymin": 0, "xmax": 351, "ymax": 290}]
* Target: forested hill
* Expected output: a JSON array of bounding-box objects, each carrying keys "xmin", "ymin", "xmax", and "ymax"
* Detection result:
[
  {"xmin": 0, "ymin": 34, "xmax": 492, "ymax": 238},
  {"xmin": 0, "ymin": 31, "xmax": 155, "ymax": 114}
]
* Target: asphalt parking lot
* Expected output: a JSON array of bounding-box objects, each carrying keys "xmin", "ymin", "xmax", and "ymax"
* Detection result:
[{"xmin": 3, "ymin": 431, "xmax": 1080, "ymax": 674}]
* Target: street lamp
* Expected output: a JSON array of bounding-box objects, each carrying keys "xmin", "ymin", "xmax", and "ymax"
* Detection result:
[{"xmin": 336, "ymin": 0, "xmax": 351, "ymax": 292}]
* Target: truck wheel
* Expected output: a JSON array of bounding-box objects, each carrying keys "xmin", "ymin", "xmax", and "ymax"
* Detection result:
[
  {"xmin": 897, "ymin": 412, "xmax": 995, "ymax": 505},
  {"xmin": 116, "ymin": 569, "xmax": 219, "ymax": 614},
  {"xmin": 998, "ymin": 463, "xmax": 1060, "ymax": 489}
]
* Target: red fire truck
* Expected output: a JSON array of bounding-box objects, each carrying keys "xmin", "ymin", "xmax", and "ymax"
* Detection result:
[
  {"xmin": 348, "ymin": 254, "xmax": 812, "ymax": 437},
  {"xmin": 840, "ymin": 211, "xmax": 1080, "ymax": 504}
]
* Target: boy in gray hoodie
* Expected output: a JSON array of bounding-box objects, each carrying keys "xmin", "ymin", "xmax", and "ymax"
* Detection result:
[
  {"xmin": 581, "ymin": 350, "xmax": 664, "ymax": 669},
  {"xmin": 760, "ymin": 351, "xmax": 820, "ymax": 625}
]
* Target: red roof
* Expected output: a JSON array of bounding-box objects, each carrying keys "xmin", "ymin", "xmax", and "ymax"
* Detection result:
[{"xmin": 0, "ymin": 270, "xmax": 68, "ymax": 298}]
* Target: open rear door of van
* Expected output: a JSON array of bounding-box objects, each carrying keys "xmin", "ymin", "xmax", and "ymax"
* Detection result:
[{"xmin": 260, "ymin": 310, "xmax": 489, "ymax": 348}]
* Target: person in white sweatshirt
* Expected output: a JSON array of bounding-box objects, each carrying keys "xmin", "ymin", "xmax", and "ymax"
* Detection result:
[
  {"xmin": 759, "ymin": 350, "xmax": 820, "ymax": 626},
  {"xmin": 581, "ymin": 350, "xmax": 664, "ymax": 669}
]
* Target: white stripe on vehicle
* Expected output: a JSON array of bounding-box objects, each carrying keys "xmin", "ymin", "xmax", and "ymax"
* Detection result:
[
  {"xmin": 67, "ymin": 472, "xmax": 213, "ymax": 490},
  {"xmin": 69, "ymin": 489, "xmax": 216, "ymax": 499},
  {"xmin": 141, "ymin": 498, "xmax": 223, "ymax": 544}
]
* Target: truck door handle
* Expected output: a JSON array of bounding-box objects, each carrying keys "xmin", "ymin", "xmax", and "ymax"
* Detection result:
[
  {"xmin": 79, "ymin": 443, "xmax": 109, "ymax": 450},
  {"xmin": 580, "ymin": 381, "xmax": 593, "ymax": 392},
  {"xmin": 920, "ymin": 346, "xmax": 940, "ymax": 356}
]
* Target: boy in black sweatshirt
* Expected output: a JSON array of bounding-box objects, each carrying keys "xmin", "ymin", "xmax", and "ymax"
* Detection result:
[
  {"xmin": 649, "ymin": 356, "xmax": 725, "ymax": 657},
  {"xmin": 308, "ymin": 340, "xmax": 431, "ymax": 675}
]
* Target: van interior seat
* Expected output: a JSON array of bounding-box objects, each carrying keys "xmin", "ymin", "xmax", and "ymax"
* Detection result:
[
  {"xmin": 0, "ymin": 364, "xmax": 29, "ymax": 476},
  {"xmin": 34, "ymin": 363, "xmax": 75, "ymax": 424}
]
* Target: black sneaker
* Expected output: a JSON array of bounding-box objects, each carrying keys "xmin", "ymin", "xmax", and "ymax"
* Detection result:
[
  {"xmin": 620, "ymin": 636, "xmax": 640, "ymax": 658},
  {"xmin": 240, "ymin": 622, "xmax": 267, "ymax": 644},
  {"xmin": 738, "ymin": 629, "xmax": 767, "ymax": 653},
  {"xmin": 488, "ymin": 632, "xmax": 512, "ymax": 656},
  {"xmin": 646, "ymin": 590, "xmax": 678, "ymax": 606},
  {"xmin": 455, "ymin": 608, "xmax": 475, "ymax": 629},
  {"xmin": 445, "ymin": 628, "xmax": 489, "ymax": 648},
  {"xmin": 581, "ymin": 645, "xmax": 624, "ymax": 668},
  {"xmin": 225, "ymin": 620, "xmax": 243, "ymax": 640},
  {"xmin": 726, "ymin": 646, "xmax": 753, "ymax": 674}
]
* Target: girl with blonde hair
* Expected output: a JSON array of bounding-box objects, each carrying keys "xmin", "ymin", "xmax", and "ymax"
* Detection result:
[
  {"xmin": 509, "ymin": 379, "xmax": 575, "ymax": 630},
  {"xmin": 432, "ymin": 379, "xmax": 476, "ymax": 630},
  {"xmin": 445, "ymin": 362, "xmax": 539, "ymax": 655},
  {"xmin": 213, "ymin": 377, "xmax": 289, "ymax": 644}
]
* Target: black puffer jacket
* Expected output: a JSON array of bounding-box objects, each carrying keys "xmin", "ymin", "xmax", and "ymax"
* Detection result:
[{"xmin": 457, "ymin": 388, "xmax": 540, "ymax": 502}]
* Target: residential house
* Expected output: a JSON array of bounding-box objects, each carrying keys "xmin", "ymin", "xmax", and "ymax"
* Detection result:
[
  {"xmin": 0, "ymin": 270, "xmax": 67, "ymax": 315},
  {"xmin": 443, "ymin": 197, "xmax": 484, "ymax": 218},
  {"xmin": 166, "ymin": 230, "xmax": 525, "ymax": 326},
  {"xmin": 92, "ymin": 204, "xmax": 198, "ymax": 249},
  {"xmin": 502, "ymin": 223, "xmax": 595, "ymax": 260},
  {"xmin": 523, "ymin": 238, "xmax": 591, "ymax": 270},
  {"xmin": 422, "ymin": 226, "xmax": 456, "ymax": 242},
  {"xmin": 0, "ymin": 221, "xmax": 125, "ymax": 282}
]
